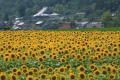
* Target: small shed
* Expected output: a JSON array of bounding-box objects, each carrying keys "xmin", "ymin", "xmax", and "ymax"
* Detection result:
[
  {"xmin": 34, "ymin": 21, "xmax": 43, "ymax": 29},
  {"xmin": 75, "ymin": 22, "xmax": 88, "ymax": 28},
  {"xmin": 60, "ymin": 23, "xmax": 72, "ymax": 29},
  {"xmin": 86, "ymin": 22, "xmax": 104, "ymax": 28}
]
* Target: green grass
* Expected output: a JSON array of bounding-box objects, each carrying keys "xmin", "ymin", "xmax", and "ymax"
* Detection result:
[{"xmin": 43, "ymin": 27, "xmax": 120, "ymax": 31}]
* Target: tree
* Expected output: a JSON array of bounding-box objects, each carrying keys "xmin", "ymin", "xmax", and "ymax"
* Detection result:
[
  {"xmin": 100, "ymin": 11, "xmax": 113, "ymax": 27},
  {"xmin": 0, "ymin": 0, "xmax": 119, "ymax": 27},
  {"xmin": 3, "ymin": 13, "xmax": 9, "ymax": 21}
]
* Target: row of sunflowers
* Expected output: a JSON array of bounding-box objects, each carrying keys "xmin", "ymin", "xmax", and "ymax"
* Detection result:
[{"xmin": 0, "ymin": 30, "xmax": 120, "ymax": 80}]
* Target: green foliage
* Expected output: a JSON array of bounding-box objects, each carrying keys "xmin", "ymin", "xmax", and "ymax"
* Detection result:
[
  {"xmin": 0, "ymin": 0, "xmax": 120, "ymax": 27},
  {"xmin": 43, "ymin": 27, "xmax": 120, "ymax": 32},
  {"xmin": 99, "ymin": 11, "xmax": 120, "ymax": 27}
]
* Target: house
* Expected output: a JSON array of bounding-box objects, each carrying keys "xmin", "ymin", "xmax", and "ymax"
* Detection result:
[
  {"xmin": 12, "ymin": 17, "xmax": 25, "ymax": 30},
  {"xmin": 11, "ymin": 7, "xmax": 64, "ymax": 30},
  {"xmin": 112, "ymin": 13, "xmax": 116, "ymax": 16},
  {"xmin": 35, "ymin": 21, "xmax": 43, "ymax": 25},
  {"xmin": 0, "ymin": 27, "xmax": 10, "ymax": 30},
  {"xmin": 75, "ymin": 22, "xmax": 104, "ymax": 28},
  {"xmin": 33, "ymin": 7, "xmax": 48, "ymax": 17},
  {"xmin": 86, "ymin": 22, "xmax": 104, "ymax": 28},
  {"xmin": 42, "ymin": 21, "xmax": 61, "ymax": 29},
  {"xmin": 75, "ymin": 12, "xmax": 86, "ymax": 17},
  {"xmin": 34, "ymin": 21, "xmax": 43, "ymax": 29},
  {"xmin": 13, "ymin": 21, "xmax": 24, "ymax": 29},
  {"xmin": 75, "ymin": 22, "xmax": 88, "ymax": 28},
  {"xmin": 0, "ymin": 21, "xmax": 6, "ymax": 27},
  {"xmin": 60, "ymin": 22, "xmax": 72, "ymax": 29},
  {"xmin": 0, "ymin": 20, "xmax": 12, "ymax": 28},
  {"xmin": 18, "ymin": 22, "xmax": 24, "ymax": 26},
  {"xmin": 33, "ymin": 7, "xmax": 59, "ymax": 18}
]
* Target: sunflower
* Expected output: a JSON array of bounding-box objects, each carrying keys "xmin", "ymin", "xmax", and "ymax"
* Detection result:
[
  {"xmin": 89, "ymin": 77, "xmax": 93, "ymax": 80},
  {"xmin": 0, "ymin": 73, "xmax": 7, "ymax": 80},
  {"xmin": 90, "ymin": 56, "xmax": 94, "ymax": 61},
  {"xmin": 28, "ymin": 70, "xmax": 34, "ymax": 75},
  {"xmin": 88, "ymin": 73, "xmax": 93, "ymax": 78},
  {"xmin": 16, "ymin": 70, "xmax": 21, "ymax": 76},
  {"xmin": 0, "ymin": 47, "xmax": 4, "ymax": 52},
  {"xmin": 77, "ymin": 65, "xmax": 86, "ymax": 72},
  {"xmin": 38, "ymin": 57, "xmax": 43, "ymax": 62},
  {"xmin": 33, "ymin": 68, "xmax": 38, "ymax": 74},
  {"xmin": 16, "ymin": 55, "xmax": 20, "ymax": 60},
  {"xmin": 107, "ymin": 65, "xmax": 112, "ymax": 72},
  {"xmin": 49, "ymin": 54, "xmax": 53, "ymax": 58},
  {"xmin": 113, "ymin": 47, "xmax": 118, "ymax": 52},
  {"xmin": 78, "ymin": 72, "xmax": 86, "ymax": 80},
  {"xmin": 4, "ymin": 56, "xmax": 10, "ymax": 62},
  {"xmin": 60, "ymin": 58, "xmax": 66, "ymax": 63},
  {"xmin": 39, "ymin": 65, "xmax": 45, "ymax": 70},
  {"xmin": 102, "ymin": 70, "xmax": 107, "ymax": 75},
  {"xmin": 96, "ymin": 47, "xmax": 101, "ymax": 52},
  {"xmin": 103, "ymin": 53, "xmax": 107, "ymax": 57},
  {"xmin": 66, "ymin": 64, "xmax": 71, "ymax": 70},
  {"xmin": 31, "ymin": 53, "xmax": 36, "ymax": 58},
  {"xmin": 82, "ymin": 55, "xmax": 86, "ymax": 60},
  {"xmin": 94, "ymin": 56, "xmax": 98, "ymax": 60},
  {"xmin": 10, "ymin": 74, "xmax": 17, "ymax": 80},
  {"xmin": 81, "ymin": 46, "xmax": 86, "ymax": 51},
  {"xmin": 0, "ymin": 54, "xmax": 4, "ymax": 58},
  {"xmin": 101, "ymin": 64, "xmax": 107, "ymax": 70},
  {"xmin": 111, "ymin": 67, "xmax": 116, "ymax": 74},
  {"xmin": 0, "ymin": 68, "xmax": 2, "ymax": 72},
  {"xmin": 48, "ymin": 67, "xmax": 53, "ymax": 73},
  {"xmin": 21, "ymin": 55, "xmax": 28, "ymax": 62},
  {"xmin": 40, "ymin": 73, "xmax": 47, "ymax": 79},
  {"xmin": 94, "ymin": 70, "xmax": 101, "ymax": 76},
  {"xmin": 22, "ymin": 68, "xmax": 28, "ymax": 74},
  {"xmin": 34, "ymin": 77, "xmax": 39, "ymax": 80},
  {"xmin": 112, "ymin": 52, "xmax": 117, "ymax": 57},
  {"xmin": 117, "ymin": 68, "xmax": 120, "ymax": 74},
  {"xmin": 109, "ymin": 74, "xmax": 116, "ymax": 80},
  {"xmin": 40, "ymin": 50, "xmax": 45, "ymax": 55},
  {"xmin": 108, "ymin": 53, "xmax": 112, "ymax": 58},
  {"xmin": 51, "ymin": 74, "xmax": 58, "ymax": 80},
  {"xmin": 98, "ymin": 54, "xmax": 102, "ymax": 59},
  {"xmin": 65, "ymin": 54, "xmax": 70, "ymax": 59},
  {"xmin": 59, "ymin": 67, "xmax": 65, "ymax": 74},
  {"xmin": 89, "ymin": 64, "xmax": 96, "ymax": 71},
  {"xmin": 69, "ymin": 73, "xmax": 75, "ymax": 80},
  {"xmin": 118, "ymin": 51, "xmax": 120, "ymax": 55},
  {"xmin": 26, "ymin": 75, "xmax": 34, "ymax": 80},
  {"xmin": 60, "ymin": 75, "xmax": 66, "ymax": 80},
  {"xmin": 112, "ymin": 62, "xmax": 117, "ymax": 67},
  {"xmin": 43, "ymin": 54, "xmax": 47, "ymax": 59},
  {"xmin": 24, "ymin": 52, "xmax": 29, "ymax": 56},
  {"xmin": 76, "ymin": 54, "xmax": 81, "ymax": 59},
  {"xmin": 71, "ymin": 53, "xmax": 76, "ymax": 58},
  {"xmin": 12, "ymin": 68, "xmax": 18, "ymax": 73},
  {"xmin": 52, "ymin": 55, "xmax": 58, "ymax": 60},
  {"xmin": 10, "ymin": 53, "xmax": 16, "ymax": 60}
]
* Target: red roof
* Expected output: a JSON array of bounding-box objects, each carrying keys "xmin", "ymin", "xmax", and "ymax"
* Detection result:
[{"xmin": 60, "ymin": 24, "xmax": 72, "ymax": 29}]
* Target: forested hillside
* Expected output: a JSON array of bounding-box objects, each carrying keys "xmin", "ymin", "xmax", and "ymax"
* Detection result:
[{"xmin": 0, "ymin": 0, "xmax": 120, "ymax": 27}]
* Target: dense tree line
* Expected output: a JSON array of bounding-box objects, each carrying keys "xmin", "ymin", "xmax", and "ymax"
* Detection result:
[{"xmin": 0, "ymin": 0, "xmax": 120, "ymax": 27}]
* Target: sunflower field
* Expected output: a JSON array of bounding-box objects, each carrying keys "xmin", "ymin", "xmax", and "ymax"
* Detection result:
[{"xmin": 0, "ymin": 30, "xmax": 120, "ymax": 80}]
